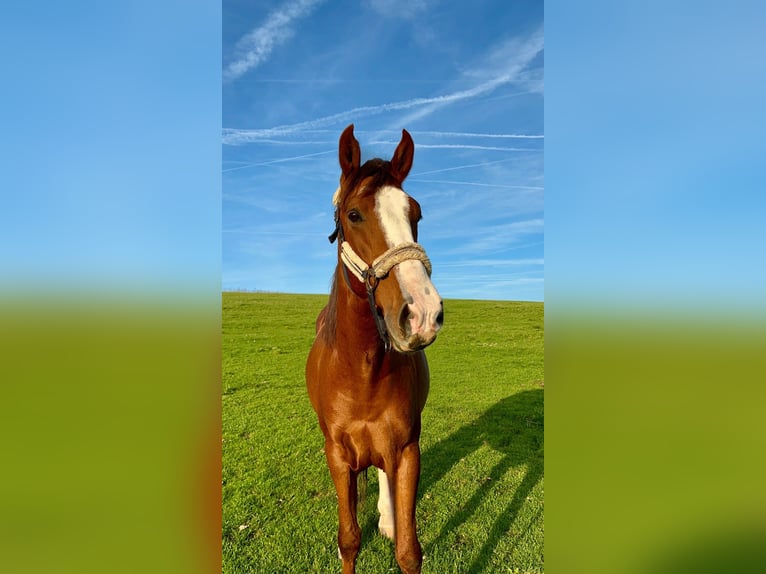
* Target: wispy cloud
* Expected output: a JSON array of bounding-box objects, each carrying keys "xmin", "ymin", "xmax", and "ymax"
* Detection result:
[
  {"xmin": 370, "ymin": 142, "xmax": 541, "ymax": 152},
  {"xmin": 221, "ymin": 84, "xmax": 521, "ymax": 143},
  {"xmin": 222, "ymin": 26, "xmax": 544, "ymax": 143},
  {"xmin": 439, "ymin": 258, "xmax": 544, "ymax": 268},
  {"xmin": 365, "ymin": 0, "xmax": 432, "ymax": 19},
  {"xmin": 412, "ymin": 131, "xmax": 543, "ymax": 139},
  {"xmin": 223, "ymin": 229, "xmax": 319, "ymax": 237},
  {"xmin": 229, "ymin": 139, "xmax": 336, "ymax": 146},
  {"xmin": 222, "ymin": 149, "xmax": 334, "ymax": 173},
  {"xmin": 411, "ymin": 157, "xmax": 523, "ymax": 176},
  {"xmin": 394, "ymin": 27, "xmax": 544, "ymax": 126},
  {"xmin": 410, "ymin": 178, "xmax": 543, "ymax": 190},
  {"xmin": 437, "ymin": 218, "xmax": 544, "ymax": 255},
  {"xmin": 224, "ymin": 0, "xmax": 326, "ymax": 82},
  {"xmin": 224, "ymin": 128, "xmax": 541, "ymax": 138}
]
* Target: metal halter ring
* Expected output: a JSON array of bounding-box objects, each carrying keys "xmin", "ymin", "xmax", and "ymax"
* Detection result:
[{"xmin": 363, "ymin": 269, "xmax": 380, "ymax": 291}]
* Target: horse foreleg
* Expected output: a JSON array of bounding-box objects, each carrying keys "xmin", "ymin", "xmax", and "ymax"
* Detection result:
[
  {"xmin": 377, "ymin": 468, "xmax": 396, "ymax": 540},
  {"xmin": 393, "ymin": 443, "xmax": 423, "ymax": 574},
  {"xmin": 325, "ymin": 442, "xmax": 360, "ymax": 574}
]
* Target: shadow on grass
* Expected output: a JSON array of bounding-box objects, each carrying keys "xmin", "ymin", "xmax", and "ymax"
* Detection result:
[{"xmin": 419, "ymin": 388, "xmax": 544, "ymax": 572}]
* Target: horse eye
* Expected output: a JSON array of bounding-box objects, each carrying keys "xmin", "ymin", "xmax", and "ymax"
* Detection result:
[{"xmin": 347, "ymin": 210, "xmax": 363, "ymax": 223}]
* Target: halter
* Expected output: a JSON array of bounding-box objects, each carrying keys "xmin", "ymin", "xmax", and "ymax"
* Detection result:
[{"xmin": 328, "ymin": 187, "xmax": 432, "ymax": 352}]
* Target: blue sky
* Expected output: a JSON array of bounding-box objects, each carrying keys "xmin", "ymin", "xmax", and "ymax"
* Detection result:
[{"xmin": 222, "ymin": 0, "xmax": 544, "ymax": 301}]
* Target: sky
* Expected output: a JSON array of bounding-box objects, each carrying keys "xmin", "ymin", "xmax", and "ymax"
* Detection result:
[{"xmin": 222, "ymin": 0, "xmax": 544, "ymax": 301}]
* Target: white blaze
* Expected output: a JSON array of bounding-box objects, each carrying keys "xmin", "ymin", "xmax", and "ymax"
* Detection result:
[
  {"xmin": 375, "ymin": 186, "xmax": 442, "ymax": 339},
  {"xmin": 375, "ymin": 186, "xmax": 415, "ymax": 246}
]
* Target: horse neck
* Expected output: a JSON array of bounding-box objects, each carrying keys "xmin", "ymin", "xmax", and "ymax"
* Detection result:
[{"xmin": 333, "ymin": 263, "xmax": 386, "ymax": 360}]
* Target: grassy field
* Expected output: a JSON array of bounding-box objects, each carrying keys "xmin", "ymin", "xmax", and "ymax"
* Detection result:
[{"xmin": 222, "ymin": 292, "xmax": 544, "ymax": 573}]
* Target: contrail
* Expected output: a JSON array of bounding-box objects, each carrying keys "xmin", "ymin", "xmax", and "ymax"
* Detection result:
[
  {"xmin": 369, "ymin": 142, "xmax": 542, "ymax": 152},
  {"xmin": 222, "ymin": 29, "xmax": 544, "ymax": 144},
  {"xmin": 221, "ymin": 84, "xmax": 537, "ymax": 143},
  {"xmin": 409, "ymin": 178, "xmax": 544, "ymax": 190},
  {"xmin": 222, "ymin": 149, "xmax": 334, "ymax": 173},
  {"xmin": 410, "ymin": 131, "xmax": 543, "ymax": 139},
  {"xmin": 411, "ymin": 157, "xmax": 525, "ymax": 176}
]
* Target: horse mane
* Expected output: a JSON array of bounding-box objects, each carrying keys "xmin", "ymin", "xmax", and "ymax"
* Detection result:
[{"xmin": 318, "ymin": 271, "xmax": 339, "ymax": 347}]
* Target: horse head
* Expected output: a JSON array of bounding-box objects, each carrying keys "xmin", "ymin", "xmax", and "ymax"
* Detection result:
[{"xmin": 332, "ymin": 124, "xmax": 443, "ymax": 353}]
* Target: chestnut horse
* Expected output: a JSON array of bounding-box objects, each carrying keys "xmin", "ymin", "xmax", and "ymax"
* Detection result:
[{"xmin": 306, "ymin": 125, "xmax": 443, "ymax": 574}]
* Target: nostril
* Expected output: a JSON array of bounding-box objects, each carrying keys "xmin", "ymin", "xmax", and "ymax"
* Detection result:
[
  {"xmin": 398, "ymin": 303, "xmax": 412, "ymax": 336},
  {"xmin": 435, "ymin": 309, "xmax": 444, "ymax": 328}
]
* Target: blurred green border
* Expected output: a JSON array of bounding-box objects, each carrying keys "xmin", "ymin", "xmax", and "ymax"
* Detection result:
[
  {"xmin": 0, "ymin": 298, "xmax": 221, "ymax": 574},
  {"xmin": 546, "ymin": 309, "xmax": 766, "ymax": 573}
]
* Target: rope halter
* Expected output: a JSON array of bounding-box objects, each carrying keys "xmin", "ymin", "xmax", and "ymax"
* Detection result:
[
  {"xmin": 331, "ymin": 186, "xmax": 432, "ymax": 285},
  {"xmin": 340, "ymin": 241, "xmax": 432, "ymax": 286}
]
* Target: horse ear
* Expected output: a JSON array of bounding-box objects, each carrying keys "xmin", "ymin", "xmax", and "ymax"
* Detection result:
[
  {"xmin": 339, "ymin": 124, "xmax": 360, "ymax": 177},
  {"xmin": 391, "ymin": 128, "xmax": 414, "ymax": 182}
]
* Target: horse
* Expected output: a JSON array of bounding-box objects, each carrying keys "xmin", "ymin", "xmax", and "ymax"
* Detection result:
[{"xmin": 306, "ymin": 124, "xmax": 444, "ymax": 574}]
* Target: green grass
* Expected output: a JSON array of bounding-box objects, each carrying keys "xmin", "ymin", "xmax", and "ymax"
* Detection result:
[{"xmin": 222, "ymin": 292, "xmax": 544, "ymax": 573}]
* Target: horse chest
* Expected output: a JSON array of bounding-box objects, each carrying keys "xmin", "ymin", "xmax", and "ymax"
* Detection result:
[
  {"xmin": 321, "ymin": 376, "xmax": 418, "ymax": 466},
  {"xmin": 333, "ymin": 413, "xmax": 413, "ymax": 472}
]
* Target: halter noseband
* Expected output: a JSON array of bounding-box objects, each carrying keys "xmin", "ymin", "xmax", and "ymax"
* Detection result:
[{"xmin": 328, "ymin": 188, "xmax": 432, "ymax": 352}]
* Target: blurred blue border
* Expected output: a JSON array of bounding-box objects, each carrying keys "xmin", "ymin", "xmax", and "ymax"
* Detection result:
[
  {"xmin": 547, "ymin": 0, "xmax": 766, "ymax": 315},
  {"xmin": 0, "ymin": 1, "xmax": 221, "ymax": 300}
]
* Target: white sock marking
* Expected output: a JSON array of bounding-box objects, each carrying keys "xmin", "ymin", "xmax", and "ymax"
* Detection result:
[{"xmin": 377, "ymin": 468, "xmax": 395, "ymax": 540}]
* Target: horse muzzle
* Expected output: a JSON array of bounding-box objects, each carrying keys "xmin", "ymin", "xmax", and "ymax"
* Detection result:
[{"xmin": 390, "ymin": 298, "xmax": 444, "ymax": 353}]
